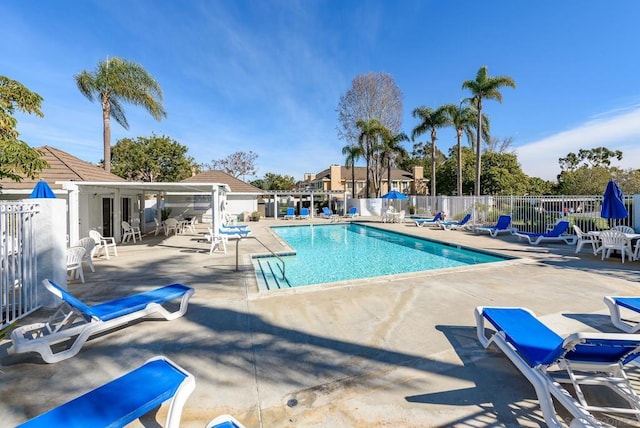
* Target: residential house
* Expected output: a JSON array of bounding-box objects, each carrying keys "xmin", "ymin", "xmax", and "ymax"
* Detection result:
[{"xmin": 301, "ymin": 165, "xmax": 426, "ymax": 197}]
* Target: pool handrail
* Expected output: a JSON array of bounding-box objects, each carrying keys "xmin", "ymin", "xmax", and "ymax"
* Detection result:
[{"xmin": 235, "ymin": 236, "xmax": 286, "ymax": 279}]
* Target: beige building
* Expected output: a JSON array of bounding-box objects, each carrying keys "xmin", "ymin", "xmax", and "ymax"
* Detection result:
[{"xmin": 301, "ymin": 165, "xmax": 426, "ymax": 197}]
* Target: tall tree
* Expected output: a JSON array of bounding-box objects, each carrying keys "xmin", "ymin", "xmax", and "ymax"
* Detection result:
[
  {"xmin": 411, "ymin": 106, "xmax": 450, "ymax": 197},
  {"xmin": 110, "ymin": 134, "xmax": 197, "ymax": 182},
  {"xmin": 250, "ymin": 173, "xmax": 296, "ymax": 190},
  {"xmin": 0, "ymin": 75, "xmax": 48, "ymax": 181},
  {"xmin": 442, "ymin": 102, "xmax": 480, "ymax": 196},
  {"xmin": 462, "ymin": 66, "xmax": 515, "ymax": 196},
  {"xmin": 341, "ymin": 144, "xmax": 364, "ymax": 198},
  {"xmin": 337, "ymin": 72, "xmax": 403, "ymax": 143},
  {"xmin": 356, "ymin": 118, "xmax": 387, "ymax": 197},
  {"xmin": 75, "ymin": 57, "xmax": 167, "ymax": 172},
  {"xmin": 381, "ymin": 131, "xmax": 408, "ymax": 193},
  {"xmin": 206, "ymin": 151, "xmax": 258, "ymax": 180}
]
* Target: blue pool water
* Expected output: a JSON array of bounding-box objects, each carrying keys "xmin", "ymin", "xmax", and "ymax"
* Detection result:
[{"xmin": 254, "ymin": 223, "xmax": 508, "ymax": 290}]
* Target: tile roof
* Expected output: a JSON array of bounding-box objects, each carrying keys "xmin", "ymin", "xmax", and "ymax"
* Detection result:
[
  {"xmin": 182, "ymin": 170, "xmax": 263, "ymax": 193},
  {"xmin": 0, "ymin": 146, "xmax": 125, "ymax": 190}
]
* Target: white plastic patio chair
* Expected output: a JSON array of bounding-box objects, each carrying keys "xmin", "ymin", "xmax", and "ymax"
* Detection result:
[
  {"xmin": 154, "ymin": 218, "xmax": 163, "ymax": 236},
  {"xmin": 66, "ymin": 246, "xmax": 86, "ymax": 283},
  {"xmin": 121, "ymin": 221, "xmax": 142, "ymax": 243},
  {"xmin": 599, "ymin": 229, "xmax": 631, "ymax": 263},
  {"xmin": 572, "ymin": 225, "xmax": 599, "ymax": 255},
  {"xmin": 73, "ymin": 237, "xmax": 96, "ymax": 273},
  {"xmin": 164, "ymin": 218, "xmax": 180, "ymax": 236},
  {"xmin": 89, "ymin": 230, "xmax": 117, "ymax": 259},
  {"xmin": 184, "ymin": 217, "xmax": 197, "ymax": 234},
  {"xmin": 613, "ymin": 225, "xmax": 635, "ymax": 234}
]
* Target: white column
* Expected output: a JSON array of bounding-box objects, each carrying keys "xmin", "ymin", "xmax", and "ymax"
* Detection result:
[
  {"xmin": 310, "ymin": 192, "xmax": 314, "ymax": 218},
  {"xmin": 113, "ymin": 188, "xmax": 122, "ymax": 242},
  {"xmin": 67, "ymin": 184, "xmax": 79, "ymax": 245},
  {"xmin": 274, "ymin": 193, "xmax": 278, "ymax": 219}
]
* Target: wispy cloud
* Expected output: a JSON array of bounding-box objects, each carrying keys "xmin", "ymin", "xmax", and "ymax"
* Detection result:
[{"xmin": 516, "ymin": 106, "xmax": 640, "ymax": 180}]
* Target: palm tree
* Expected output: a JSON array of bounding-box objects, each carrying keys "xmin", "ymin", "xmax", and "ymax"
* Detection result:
[
  {"xmin": 342, "ymin": 144, "xmax": 364, "ymax": 198},
  {"xmin": 462, "ymin": 66, "xmax": 515, "ymax": 196},
  {"xmin": 442, "ymin": 102, "xmax": 487, "ymax": 196},
  {"xmin": 411, "ymin": 106, "xmax": 450, "ymax": 197},
  {"xmin": 381, "ymin": 132, "xmax": 408, "ymax": 194},
  {"xmin": 75, "ymin": 57, "xmax": 167, "ymax": 172},
  {"xmin": 356, "ymin": 118, "xmax": 386, "ymax": 198}
]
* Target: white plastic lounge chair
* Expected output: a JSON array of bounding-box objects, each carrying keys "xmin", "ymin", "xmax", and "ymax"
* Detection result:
[
  {"xmin": 283, "ymin": 207, "xmax": 296, "ymax": 220},
  {"xmin": 599, "ymin": 229, "xmax": 632, "ymax": 263},
  {"xmin": 11, "ymin": 279, "xmax": 195, "ymax": 363},
  {"xmin": 438, "ymin": 213, "xmax": 471, "ymax": 231},
  {"xmin": 413, "ymin": 212, "xmax": 442, "ymax": 227},
  {"xmin": 476, "ymin": 306, "xmax": 640, "ymax": 427},
  {"xmin": 514, "ymin": 221, "xmax": 577, "ymax": 245},
  {"xmin": 73, "ymin": 237, "xmax": 96, "ymax": 273},
  {"xmin": 16, "ymin": 356, "xmax": 194, "ymax": 428},
  {"xmin": 572, "ymin": 225, "xmax": 599, "ymax": 255},
  {"xmin": 66, "ymin": 246, "xmax": 86, "ymax": 283},
  {"xmin": 297, "ymin": 207, "xmax": 310, "ymax": 219},
  {"xmin": 206, "ymin": 414, "xmax": 247, "ymax": 428},
  {"xmin": 604, "ymin": 296, "xmax": 640, "ymax": 333},
  {"xmin": 121, "ymin": 220, "xmax": 142, "ymax": 243},
  {"xmin": 205, "ymin": 228, "xmax": 227, "ymax": 254},
  {"xmin": 474, "ymin": 215, "xmax": 514, "ymax": 237},
  {"xmin": 89, "ymin": 230, "xmax": 118, "ymax": 259}
]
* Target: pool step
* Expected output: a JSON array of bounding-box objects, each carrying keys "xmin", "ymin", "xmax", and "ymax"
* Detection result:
[{"xmin": 255, "ymin": 258, "xmax": 292, "ymax": 290}]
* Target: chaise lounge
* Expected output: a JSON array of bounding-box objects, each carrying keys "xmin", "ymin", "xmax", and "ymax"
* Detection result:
[
  {"xmin": 413, "ymin": 212, "xmax": 442, "ymax": 227},
  {"xmin": 476, "ymin": 306, "xmax": 640, "ymax": 427},
  {"xmin": 16, "ymin": 356, "xmax": 194, "ymax": 428},
  {"xmin": 514, "ymin": 220, "xmax": 577, "ymax": 245},
  {"xmin": 474, "ymin": 215, "xmax": 514, "ymax": 237},
  {"xmin": 438, "ymin": 213, "xmax": 471, "ymax": 231},
  {"xmin": 604, "ymin": 296, "xmax": 640, "ymax": 333},
  {"xmin": 11, "ymin": 279, "xmax": 194, "ymax": 363}
]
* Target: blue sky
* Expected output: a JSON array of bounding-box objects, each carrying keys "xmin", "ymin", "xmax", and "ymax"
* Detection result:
[{"xmin": 4, "ymin": 1, "xmax": 640, "ymax": 183}]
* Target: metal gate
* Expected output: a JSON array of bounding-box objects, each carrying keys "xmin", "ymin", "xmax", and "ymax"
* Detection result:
[{"xmin": 1, "ymin": 201, "xmax": 39, "ymax": 330}]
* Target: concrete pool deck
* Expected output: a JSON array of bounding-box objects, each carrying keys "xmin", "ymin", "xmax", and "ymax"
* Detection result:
[{"xmin": 2, "ymin": 217, "xmax": 640, "ymax": 427}]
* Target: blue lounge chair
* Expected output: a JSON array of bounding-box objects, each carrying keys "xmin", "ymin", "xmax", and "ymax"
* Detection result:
[
  {"xmin": 322, "ymin": 206, "xmax": 338, "ymax": 220},
  {"xmin": 219, "ymin": 227, "xmax": 251, "ymax": 237},
  {"xmin": 297, "ymin": 207, "xmax": 310, "ymax": 219},
  {"xmin": 413, "ymin": 212, "xmax": 442, "ymax": 227},
  {"xmin": 207, "ymin": 414, "xmax": 247, "ymax": 428},
  {"xmin": 345, "ymin": 206, "xmax": 358, "ymax": 218},
  {"xmin": 17, "ymin": 356, "xmax": 194, "ymax": 428},
  {"xmin": 474, "ymin": 215, "xmax": 514, "ymax": 237},
  {"xmin": 283, "ymin": 207, "xmax": 296, "ymax": 220},
  {"xmin": 604, "ymin": 296, "xmax": 640, "ymax": 333},
  {"xmin": 476, "ymin": 306, "xmax": 640, "ymax": 427},
  {"xmin": 11, "ymin": 280, "xmax": 194, "ymax": 363},
  {"xmin": 514, "ymin": 220, "xmax": 577, "ymax": 245},
  {"xmin": 438, "ymin": 213, "xmax": 471, "ymax": 231}
]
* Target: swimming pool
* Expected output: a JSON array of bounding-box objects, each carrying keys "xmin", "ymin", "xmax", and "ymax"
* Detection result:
[{"xmin": 253, "ymin": 223, "xmax": 510, "ymax": 290}]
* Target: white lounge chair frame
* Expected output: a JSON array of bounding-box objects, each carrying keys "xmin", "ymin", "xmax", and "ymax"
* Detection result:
[
  {"xmin": 206, "ymin": 414, "xmax": 247, "ymax": 428},
  {"xmin": 476, "ymin": 306, "xmax": 640, "ymax": 427},
  {"xmin": 16, "ymin": 356, "xmax": 194, "ymax": 428},
  {"xmin": 604, "ymin": 296, "xmax": 640, "ymax": 333},
  {"xmin": 11, "ymin": 279, "xmax": 194, "ymax": 363}
]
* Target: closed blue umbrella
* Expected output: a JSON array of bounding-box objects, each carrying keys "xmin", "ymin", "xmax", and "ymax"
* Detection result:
[
  {"xmin": 601, "ymin": 180, "xmax": 627, "ymax": 220},
  {"xmin": 29, "ymin": 180, "xmax": 56, "ymax": 198}
]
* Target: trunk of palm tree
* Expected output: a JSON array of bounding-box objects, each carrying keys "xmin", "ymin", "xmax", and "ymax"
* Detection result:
[
  {"xmin": 456, "ymin": 129, "xmax": 463, "ymax": 196},
  {"xmin": 102, "ymin": 93, "xmax": 111, "ymax": 172},
  {"xmin": 430, "ymin": 130, "xmax": 436, "ymax": 198},
  {"xmin": 365, "ymin": 138, "xmax": 370, "ymax": 198},
  {"xmin": 351, "ymin": 161, "xmax": 356, "ymax": 198},
  {"xmin": 387, "ymin": 158, "xmax": 391, "ymax": 193},
  {"xmin": 475, "ymin": 97, "xmax": 483, "ymax": 196}
]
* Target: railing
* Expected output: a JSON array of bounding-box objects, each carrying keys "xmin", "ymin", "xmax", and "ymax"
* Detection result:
[
  {"xmin": 235, "ymin": 236, "xmax": 286, "ymax": 279},
  {"xmin": 1, "ymin": 201, "xmax": 39, "ymax": 330}
]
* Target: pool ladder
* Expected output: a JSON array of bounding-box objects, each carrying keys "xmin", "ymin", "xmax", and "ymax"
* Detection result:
[{"xmin": 235, "ymin": 236, "xmax": 286, "ymax": 280}]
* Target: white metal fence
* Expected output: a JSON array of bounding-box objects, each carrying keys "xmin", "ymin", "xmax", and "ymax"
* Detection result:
[
  {"xmin": 1, "ymin": 201, "xmax": 39, "ymax": 330},
  {"xmin": 410, "ymin": 194, "xmax": 635, "ymax": 234}
]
